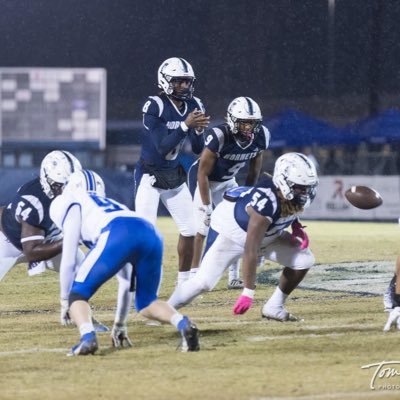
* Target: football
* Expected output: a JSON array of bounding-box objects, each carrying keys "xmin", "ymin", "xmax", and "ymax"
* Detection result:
[{"xmin": 344, "ymin": 185, "xmax": 383, "ymax": 210}]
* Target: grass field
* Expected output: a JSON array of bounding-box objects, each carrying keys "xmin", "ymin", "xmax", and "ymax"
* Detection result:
[{"xmin": 1, "ymin": 218, "xmax": 400, "ymax": 400}]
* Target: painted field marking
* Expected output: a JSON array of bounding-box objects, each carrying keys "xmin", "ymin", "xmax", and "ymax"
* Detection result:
[{"xmin": 0, "ymin": 347, "xmax": 66, "ymax": 356}]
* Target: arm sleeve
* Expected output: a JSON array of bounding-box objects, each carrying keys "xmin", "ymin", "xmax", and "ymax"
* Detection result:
[
  {"xmin": 59, "ymin": 204, "xmax": 82, "ymax": 300},
  {"xmin": 143, "ymin": 99, "xmax": 187, "ymax": 157},
  {"xmin": 188, "ymin": 130, "xmax": 205, "ymax": 154}
]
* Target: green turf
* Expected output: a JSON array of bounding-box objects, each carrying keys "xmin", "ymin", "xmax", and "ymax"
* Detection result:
[{"xmin": 0, "ymin": 219, "xmax": 399, "ymax": 400}]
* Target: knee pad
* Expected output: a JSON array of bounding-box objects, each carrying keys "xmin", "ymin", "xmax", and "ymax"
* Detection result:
[{"xmin": 69, "ymin": 291, "xmax": 89, "ymax": 307}]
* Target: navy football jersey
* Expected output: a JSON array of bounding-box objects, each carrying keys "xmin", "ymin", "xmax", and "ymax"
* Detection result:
[
  {"xmin": 1, "ymin": 178, "xmax": 61, "ymax": 250},
  {"xmin": 231, "ymin": 175, "xmax": 296, "ymax": 237},
  {"xmin": 202, "ymin": 123, "xmax": 270, "ymax": 182},
  {"xmin": 139, "ymin": 93, "xmax": 205, "ymax": 170}
]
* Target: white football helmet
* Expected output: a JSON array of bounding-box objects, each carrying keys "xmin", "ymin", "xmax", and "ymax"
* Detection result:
[
  {"xmin": 40, "ymin": 150, "xmax": 82, "ymax": 198},
  {"xmin": 65, "ymin": 169, "xmax": 106, "ymax": 197},
  {"xmin": 157, "ymin": 57, "xmax": 195, "ymax": 100},
  {"xmin": 273, "ymin": 152, "xmax": 318, "ymax": 207},
  {"xmin": 227, "ymin": 97, "xmax": 262, "ymax": 149}
]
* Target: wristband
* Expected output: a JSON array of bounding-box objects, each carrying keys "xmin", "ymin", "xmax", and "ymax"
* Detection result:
[
  {"xmin": 242, "ymin": 288, "xmax": 255, "ymax": 299},
  {"xmin": 180, "ymin": 121, "xmax": 189, "ymax": 132}
]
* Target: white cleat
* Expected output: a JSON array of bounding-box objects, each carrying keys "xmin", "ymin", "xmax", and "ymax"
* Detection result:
[
  {"xmin": 383, "ymin": 307, "xmax": 400, "ymax": 332},
  {"xmin": 261, "ymin": 303, "xmax": 303, "ymax": 322}
]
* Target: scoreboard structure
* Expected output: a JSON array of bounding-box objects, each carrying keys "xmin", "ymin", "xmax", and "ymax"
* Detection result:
[{"xmin": 0, "ymin": 68, "xmax": 106, "ymax": 149}]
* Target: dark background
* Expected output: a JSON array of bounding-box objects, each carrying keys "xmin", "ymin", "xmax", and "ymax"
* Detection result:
[{"xmin": 0, "ymin": 0, "xmax": 398, "ymax": 123}]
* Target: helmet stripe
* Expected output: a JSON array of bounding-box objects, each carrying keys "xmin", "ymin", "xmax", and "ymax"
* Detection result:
[
  {"xmin": 297, "ymin": 153, "xmax": 313, "ymax": 169},
  {"xmin": 245, "ymin": 97, "xmax": 254, "ymax": 115},
  {"xmin": 61, "ymin": 151, "xmax": 75, "ymax": 172},
  {"xmin": 83, "ymin": 169, "xmax": 95, "ymax": 192},
  {"xmin": 179, "ymin": 58, "xmax": 189, "ymax": 73}
]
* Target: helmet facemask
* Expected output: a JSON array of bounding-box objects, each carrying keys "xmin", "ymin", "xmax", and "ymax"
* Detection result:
[
  {"xmin": 165, "ymin": 76, "xmax": 195, "ymax": 101},
  {"xmin": 228, "ymin": 115, "xmax": 262, "ymax": 149}
]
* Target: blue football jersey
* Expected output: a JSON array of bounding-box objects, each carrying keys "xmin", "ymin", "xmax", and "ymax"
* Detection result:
[
  {"xmin": 203, "ymin": 123, "xmax": 270, "ymax": 182},
  {"xmin": 139, "ymin": 93, "xmax": 205, "ymax": 170},
  {"xmin": 232, "ymin": 175, "xmax": 296, "ymax": 237},
  {"xmin": 1, "ymin": 178, "xmax": 60, "ymax": 250}
]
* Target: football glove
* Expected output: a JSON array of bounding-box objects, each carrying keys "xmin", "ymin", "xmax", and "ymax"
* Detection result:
[
  {"xmin": 60, "ymin": 299, "xmax": 73, "ymax": 326},
  {"xmin": 233, "ymin": 293, "xmax": 254, "ymax": 315},
  {"xmin": 199, "ymin": 204, "xmax": 213, "ymax": 227},
  {"xmin": 111, "ymin": 323, "xmax": 133, "ymax": 348},
  {"xmin": 290, "ymin": 219, "xmax": 309, "ymax": 250}
]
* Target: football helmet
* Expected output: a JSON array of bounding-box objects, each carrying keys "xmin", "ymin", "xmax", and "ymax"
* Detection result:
[
  {"xmin": 227, "ymin": 97, "xmax": 262, "ymax": 149},
  {"xmin": 40, "ymin": 150, "xmax": 82, "ymax": 198},
  {"xmin": 273, "ymin": 152, "xmax": 318, "ymax": 207},
  {"xmin": 158, "ymin": 57, "xmax": 195, "ymax": 100},
  {"xmin": 65, "ymin": 169, "xmax": 106, "ymax": 197}
]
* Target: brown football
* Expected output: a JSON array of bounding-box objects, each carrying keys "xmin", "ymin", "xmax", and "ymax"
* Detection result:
[{"xmin": 344, "ymin": 185, "xmax": 383, "ymax": 210}]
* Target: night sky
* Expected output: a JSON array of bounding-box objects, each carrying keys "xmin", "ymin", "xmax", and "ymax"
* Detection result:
[{"xmin": 0, "ymin": 0, "xmax": 399, "ymax": 120}]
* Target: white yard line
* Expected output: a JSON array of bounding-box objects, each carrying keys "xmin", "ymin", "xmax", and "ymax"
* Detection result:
[{"xmin": 0, "ymin": 347, "xmax": 66, "ymax": 356}]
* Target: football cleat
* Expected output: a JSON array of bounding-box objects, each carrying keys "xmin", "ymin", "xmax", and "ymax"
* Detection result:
[
  {"xmin": 383, "ymin": 275, "xmax": 396, "ymax": 312},
  {"xmin": 261, "ymin": 304, "xmax": 302, "ymax": 322},
  {"xmin": 227, "ymin": 278, "xmax": 244, "ymax": 290},
  {"xmin": 383, "ymin": 307, "xmax": 400, "ymax": 332},
  {"xmin": 178, "ymin": 317, "xmax": 200, "ymax": 352},
  {"xmin": 68, "ymin": 332, "xmax": 98, "ymax": 356},
  {"xmin": 92, "ymin": 317, "xmax": 110, "ymax": 332}
]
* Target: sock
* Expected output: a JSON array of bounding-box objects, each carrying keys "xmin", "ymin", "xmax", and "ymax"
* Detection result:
[
  {"xmin": 177, "ymin": 271, "xmax": 191, "ymax": 285},
  {"xmin": 79, "ymin": 322, "xmax": 95, "ymax": 337},
  {"xmin": 190, "ymin": 267, "xmax": 199, "ymax": 277},
  {"xmin": 267, "ymin": 287, "xmax": 288, "ymax": 308},
  {"xmin": 228, "ymin": 261, "xmax": 240, "ymax": 282},
  {"xmin": 177, "ymin": 316, "xmax": 189, "ymax": 331},
  {"xmin": 170, "ymin": 312, "xmax": 185, "ymax": 329},
  {"xmin": 394, "ymin": 293, "xmax": 400, "ymax": 308}
]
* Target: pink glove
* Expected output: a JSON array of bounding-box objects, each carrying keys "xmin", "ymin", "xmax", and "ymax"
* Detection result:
[
  {"xmin": 233, "ymin": 295, "xmax": 253, "ymax": 315},
  {"xmin": 291, "ymin": 219, "xmax": 309, "ymax": 250}
]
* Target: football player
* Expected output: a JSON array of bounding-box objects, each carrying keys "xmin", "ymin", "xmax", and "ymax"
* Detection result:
[
  {"xmin": 188, "ymin": 97, "xmax": 270, "ymax": 289},
  {"xmin": 0, "ymin": 150, "xmax": 82, "ymax": 283},
  {"xmin": 50, "ymin": 169, "xmax": 200, "ymax": 355},
  {"xmin": 0, "ymin": 150, "xmax": 107, "ymax": 330},
  {"xmin": 168, "ymin": 153, "xmax": 318, "ymax": 321},
  {"xmin": 383, "ymin": 259, "xmax": 400, "ymax": 331},
  {"xmin": 134, "ymin": 57, "xmax": 210, "ymax": 286}
]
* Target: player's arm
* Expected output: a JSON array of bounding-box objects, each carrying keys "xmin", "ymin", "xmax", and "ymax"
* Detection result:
[
  {"xmin": 197, "ymin": 148, "xmax": 217, "ymax": 206},
  {"xmin": 233, "ymin": 205, "xmax": 270, "ymax": 315},
  {"xmin": 241, "ymin": 206, "xmax": 270, "ymax": 290},
  {"xmin": 58, "ymin": 204, "xmax": 81, "ymax": 299},
  {"xmin": 21, "ymin": 222, "xmax": 62, "ymax": 262},
  {"xmin": 245, "ymin": 152, "xmax": 263, "ymax": 186},
  {"xmin": 144, "ymin": 113, "xmax": 187, "ymax": 157}
]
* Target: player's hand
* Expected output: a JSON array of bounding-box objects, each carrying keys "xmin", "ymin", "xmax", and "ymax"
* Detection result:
[
  {"xmin": 185, "ymin": 108, "xmax": 210, "ymax": 130},
  {"xmin": 233, "ymin": 294, "xmax": 253, "ymax": 315},
  {"xmin": 383, "ymin": 307, "xmax": 400, "ymax": 331},
  {"xmin": 60, "ymin": 299, "xmax": 73, "ymax": 326},
  {"xmin": 111, "ymin": 323, "xmax": 133, "ymax": 348},
  {"xmin": 199, "ymin": 204, "xmax": 213, "ymax": 227},
  {"xmin": 290, "ymin": 219, "xmax": 309, "ymax": 250}
]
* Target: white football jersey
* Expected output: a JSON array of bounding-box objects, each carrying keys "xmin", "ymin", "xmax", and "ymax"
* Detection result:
[{"xmin": 50, "ymin": 186, "xmax": 135, "ymax": 246}]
